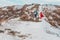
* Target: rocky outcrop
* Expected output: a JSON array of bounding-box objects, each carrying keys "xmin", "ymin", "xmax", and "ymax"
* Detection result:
[
  {"xmin": 0, "ymin": 4, "xmax": 41, "ymax": 25},
  {"xmin": 44, "ymin": 5, "xmax": 60, "ymax": 28}
]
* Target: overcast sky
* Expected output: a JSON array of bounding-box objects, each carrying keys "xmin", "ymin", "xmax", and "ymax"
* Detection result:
[{"xmin": 0, "ymin": 0, "xmax": 60, "ymax": 7}]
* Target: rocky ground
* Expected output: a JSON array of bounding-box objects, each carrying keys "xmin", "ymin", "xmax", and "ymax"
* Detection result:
[{"xmin": 0, "ymin": 18, "xmax": 60, "ymax": 40}]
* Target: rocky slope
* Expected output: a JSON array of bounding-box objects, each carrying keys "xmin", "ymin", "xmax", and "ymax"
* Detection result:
[
  {"xmin": 0, "ymin": 4, "xmax": 60, "ymax": 28},
  {"xmin": 43, "ymin": 5, "xmax": 60, "ymax": 28}
]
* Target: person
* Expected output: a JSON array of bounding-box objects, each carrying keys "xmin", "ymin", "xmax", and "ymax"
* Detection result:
[
  {"xmin": 34, "ymin": 10, "xmax": 38, "ymax": 18},
  {"xmin": 39, "ymin": 12, "xmax": 44, "ymax": 19}
]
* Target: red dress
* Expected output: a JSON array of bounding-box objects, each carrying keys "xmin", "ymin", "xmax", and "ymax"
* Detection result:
[{"xmin": 39, "ymin": 12, "xmax": 44, "ymax": 19}]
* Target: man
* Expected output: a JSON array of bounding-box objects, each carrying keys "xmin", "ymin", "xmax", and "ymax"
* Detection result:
[{"xmin": 34, "ymin": 10, "xmax": 38, "ymax": 18}]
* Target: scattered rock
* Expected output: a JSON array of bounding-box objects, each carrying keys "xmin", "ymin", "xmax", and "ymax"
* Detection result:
[
  {"xmin": 0, "ymin": 30, "xmax": 4, "ymax": 33},
  {"xmin": 8, "ymin": 31, "xmax": 16, "ymax": 36},
  {"xmin": 5, "ymin": 28, "xmax": 11, "ymax": 31}
]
